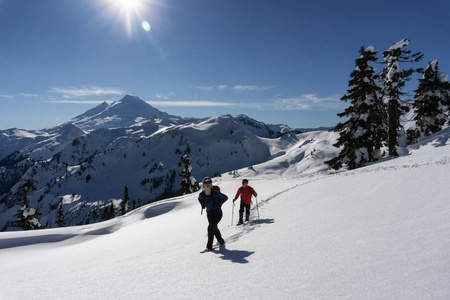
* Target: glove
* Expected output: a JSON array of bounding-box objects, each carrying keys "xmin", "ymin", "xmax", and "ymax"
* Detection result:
[{"xmin": 201, "ymin": 205, "xmax": 205, "ymax": 209}]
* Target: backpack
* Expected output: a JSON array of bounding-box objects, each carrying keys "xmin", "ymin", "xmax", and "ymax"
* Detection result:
[
  {"xmin": 200, "ymin": 186, "xmax": 221, "ymax": 208},
  {"xmin": 239, "ymin": 186, "xmax": 254, "ymax": 196}
]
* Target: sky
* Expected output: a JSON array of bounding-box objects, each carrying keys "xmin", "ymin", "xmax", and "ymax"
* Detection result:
[{"xmin": 0, "ymin": 0, "xmax": 449, "ymax": 130}]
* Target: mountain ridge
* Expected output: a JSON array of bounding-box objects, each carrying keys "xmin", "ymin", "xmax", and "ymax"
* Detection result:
[{"xmin": 0, "ymin": 95, "xmax": 323, "ymax": 230}]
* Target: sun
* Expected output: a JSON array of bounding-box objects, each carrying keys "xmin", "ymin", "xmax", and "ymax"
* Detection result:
[
  {"xmin": 114, "ymin": 0, "xmax": 142, "ymax": 13},
  {"xmin": 105, "ymin": 0, "xmax": 150, "ymax": 38}
]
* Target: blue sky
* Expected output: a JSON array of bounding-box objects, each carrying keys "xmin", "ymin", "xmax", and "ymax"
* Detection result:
[{"xmin": 0, "ymin": 0, "xmax": 448, "ymax": 130}]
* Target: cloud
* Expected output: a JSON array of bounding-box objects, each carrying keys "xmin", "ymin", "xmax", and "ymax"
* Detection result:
[
  {"xmin": 49, "ymin": 85, "xmax": 124, "ymax": 97},
  {"xmin": 233, "ymin": 85, "xmax": 276, "ymax": 91},
  {"xmin": 43, "ymin": 100, "xmax": 114, "ymax": 104},
  {"xmin": 146, "ymin": 100, "xmax": 236, "ymax": 107},
  {"xmin": 20, "ymin": 93, "xmax": 39, "ymax": 97},
  {"xmin": 193, "ymin": 85, "xmax": 228, "ymax": 91},
  {"xmin": 153, "ymin": 92, "xmax": 176, "ymax": 100},
  {"xmin": 145, "ymin": 93, "xmax": 341, "ymax": 111},
  {"xmin": 0, "ymin": 94, "xmax": 15, "ymax": 98},
  {"xmin": 193, "ymin": 85, "xmax": 275, "ymax": 92},
  {"xmin": 274, "ymin": 94, "xmax": 342, "ymax": 110}
]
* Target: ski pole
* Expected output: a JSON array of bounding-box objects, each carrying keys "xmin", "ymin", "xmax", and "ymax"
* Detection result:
[
  {"xmin": 255, "ymin": 197, "xmax": 260, "ymax": 219},
  {"xmin": 231, "ymin": 201, "xmax": 235, "ymax": 225},
  {"xmin": 201, "ymin": 207, "xmax": 203, "ymax": 215}
]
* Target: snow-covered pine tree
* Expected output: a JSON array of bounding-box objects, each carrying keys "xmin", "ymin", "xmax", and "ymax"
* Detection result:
[
  {"xmin": 407, "ymin": 60, "xmax": 450, "ymax": 143},
  {"xmin": 11, "ymin": 188, "xmax": 44, "ymax": 230},
  {"xmin": 325, "ymin": 46, "xmax": 387, "ymax": 170},
  {"xmin": 379, "ymin": 38, "xmax": 423, "ymax": 156},
  {"xmin": 121, "ymin": 185, "xmax": 129, "ymax": 215},
  {"xmin": 108, "ymin": 201, "xmax": 115, "ymax": 219},
  {"xmin": 180, "ymin": 155, "xmax": 199, "ymax": 195},
  {"xmin": 56, "ymin": 200, "xmax": 66, "ymax": 227}
]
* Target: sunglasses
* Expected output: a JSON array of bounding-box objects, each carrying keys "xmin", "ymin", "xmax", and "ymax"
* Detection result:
[{"xmin": 203, "ymin": 181, "xmax": 212, "ymax": 184}]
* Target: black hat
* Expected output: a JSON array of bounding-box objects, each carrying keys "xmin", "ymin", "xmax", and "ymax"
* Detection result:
[
  {"xmin": 203, "ymin": 177, "xmax": 212, "ymax": 183},
  {"xmin": 242, "ymin": 179, "xmax": 249, "ymax": 183}
]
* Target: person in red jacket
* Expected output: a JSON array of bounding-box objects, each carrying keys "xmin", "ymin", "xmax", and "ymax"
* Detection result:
[{"xmin": 233, "ymin": 179, "xmax": 257, "ymax": 225}]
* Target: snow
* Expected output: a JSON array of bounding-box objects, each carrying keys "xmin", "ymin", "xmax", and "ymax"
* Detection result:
[
  {"xmin": 1, "ymin": 110, "xmax": 296, "ymax": 229},
  {"xmin": 70, "ymin": 95, "xmax": 184, "ymax": 130},
  {"xmin": 364, "ymin": 45, "xmax": 375, "ymax": 53},
  {"xmin": 1, "ymin": 128, "xmax": 450, "ymax": 299},
  {"xmin": 439, "ymin": 72, "xmax": 448, "ymax": 82},
  {"xmin": 387, "ymin": 38, "xmax": 410, "ymax": 51}
]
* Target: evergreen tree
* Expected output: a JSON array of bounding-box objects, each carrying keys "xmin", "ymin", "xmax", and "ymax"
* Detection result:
[
  {"xmin": 121, "ymin": 185, "xmax": 129, "ymax": 215},
  {"xmin": 379, "ymin": 38, "xmax": 423, "ymax": 156},
  {"xmin": 56, "ymin": 200, "xmax": 66, "ymax": 227},
  {"xmin": 108, "ymin": 201, "xmax": 115, "ymax": 219},
  {"xmin": 180, "ymin": 155, "xmax": 199, "ymax": 195},
  {"xmin": 11, "ymin": 188, "xmax": 44, "ymax": 230},
  {"xmin": 325, "ymin": 46, "xmax": 387, "ymax": 170},
  {"xmin": 408, "ymin": 60, "xmax": 450, "ymax": 143}
]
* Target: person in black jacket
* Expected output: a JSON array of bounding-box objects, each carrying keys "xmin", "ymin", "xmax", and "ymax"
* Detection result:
[{"xmin": 198, "ymin": 177, "xmax": 228, "ymax": 251}]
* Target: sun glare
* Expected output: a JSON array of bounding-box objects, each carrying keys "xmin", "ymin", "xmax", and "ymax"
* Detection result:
[
  {"xmin": 115, "ymin": 0, "xmax": 142, "ymax": 12},
  {"xmin": 105, "ymin": 0, "xmax": 152, "ymax": 38}
]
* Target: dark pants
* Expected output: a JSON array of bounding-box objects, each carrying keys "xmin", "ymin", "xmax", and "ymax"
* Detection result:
[
  {"xmin": 207, "ymin": 211, "xmax": 224, "ymax": 249},
  {"xmin": 239, "ymin": 201, "xmax": 251, "ymax": 222}
]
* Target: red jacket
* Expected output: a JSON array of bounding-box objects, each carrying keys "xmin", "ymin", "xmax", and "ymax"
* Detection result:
[{"xmin": 234, "ymin": 186, "xmax": 257, "ymax": 205}]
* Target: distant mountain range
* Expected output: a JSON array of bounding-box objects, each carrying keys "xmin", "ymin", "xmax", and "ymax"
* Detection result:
[{"xmin": 0, "ymin": 95, "xmax": 333, "ymax": 231}]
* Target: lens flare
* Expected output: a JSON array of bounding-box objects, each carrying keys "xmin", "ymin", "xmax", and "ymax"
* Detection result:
[{"xmin": 141, "ymin": 20, "xmax": 151, "ymax": 32}]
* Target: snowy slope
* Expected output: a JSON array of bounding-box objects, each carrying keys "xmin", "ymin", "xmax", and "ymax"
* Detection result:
[
  {"xmin": 1, "ymin": 95, "xmax": 306, "ymax": 230},
  {"xmin": 0, "ymin": 127, "xmax": 449, "ymax": 299},
  {"xmin": 0, "ymin": 112, "xmax": 311, "ymax": 230},
  {"xmin": 0, "ymin": 124, "xmax": 85, "ymax": 162}
]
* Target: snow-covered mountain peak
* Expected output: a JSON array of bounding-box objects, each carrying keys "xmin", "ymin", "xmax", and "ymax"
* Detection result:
[
  {"xmin": 72, "ymin": 101, "xmax": 110, "ymax": 121},
  {"xmin": 115, "ymin": 94, "xmax": 146, "ymax": 105},
  {"xmin": 70, "ymin": 95, "xmax": 183, "ymax": 130}
]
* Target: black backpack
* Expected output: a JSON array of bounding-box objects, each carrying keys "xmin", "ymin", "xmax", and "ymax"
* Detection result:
[
  {"xmin": 239, "ymin": 186, "xmax": 254, "ymax": 196},
  {"xmin": 200, "ymin": 186, "xmax": 221, "ymax": 208}
]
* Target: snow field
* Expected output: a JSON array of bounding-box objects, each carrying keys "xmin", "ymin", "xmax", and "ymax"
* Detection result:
[{"xmin": 1, "ymin": 135, "xmax": 450, "ymax": 299}]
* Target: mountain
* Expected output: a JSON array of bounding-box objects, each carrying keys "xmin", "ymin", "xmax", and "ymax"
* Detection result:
[
  {"xmin": 1, "ymin": 124, "xmax": 449, "ymax": 299},
  {"xmin": 0, "ymin": 95, "xmax": 292, "ymax": 163},
  {"xmin": 0, "ymin": 96, "xmax": 306, "ymax": 230},
  {"xmin": 70, "ymin": 95, "xmax": 185, "ymax": 130},
  {"xmin": 0, "ymin": 113, "xmax": 326, "ymax": 229},
  {"xmin": 0, "ymin": 95, "xmax": 187, "ymax": 163}
]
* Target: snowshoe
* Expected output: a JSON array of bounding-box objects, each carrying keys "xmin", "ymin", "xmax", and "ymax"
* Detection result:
[{"xmin": 200, "ymin": 247, "xmax": 214, "ymax": 253}]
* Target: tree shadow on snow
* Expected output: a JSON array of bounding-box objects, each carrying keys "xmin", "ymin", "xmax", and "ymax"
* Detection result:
[
  {"xmin": 215, "ymin": 246, "xmax": 255, "ymax": 264},
  {"xmin": 144, "ymin": 201, "xmax": 180, "ymax": 219},
  {"xmin": 0, "ymin": 234, "xmax": 77, "ymax": 250},
  {"xmin": 0, "ymin": 223, "xmax": 122, "ymax": 250}
]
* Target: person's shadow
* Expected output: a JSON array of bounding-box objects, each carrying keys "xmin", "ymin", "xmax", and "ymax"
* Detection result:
[
  {"xmin": 215, "ymin": 246, "xmax": 255, "ymax": 264},
  {"xmin": 251, "ymin": 218, "xmax": 274, "ymax": 225}
]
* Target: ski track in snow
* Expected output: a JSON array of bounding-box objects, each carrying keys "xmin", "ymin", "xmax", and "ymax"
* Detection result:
[{"xmin": 221, "ymin": 149, "xmax": 450, "ymax": 248}]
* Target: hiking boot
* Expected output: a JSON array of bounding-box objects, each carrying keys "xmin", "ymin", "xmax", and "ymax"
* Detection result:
[{"xmin": 236, "ymin": 220, "xmax": 244, "ymax": 225}]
